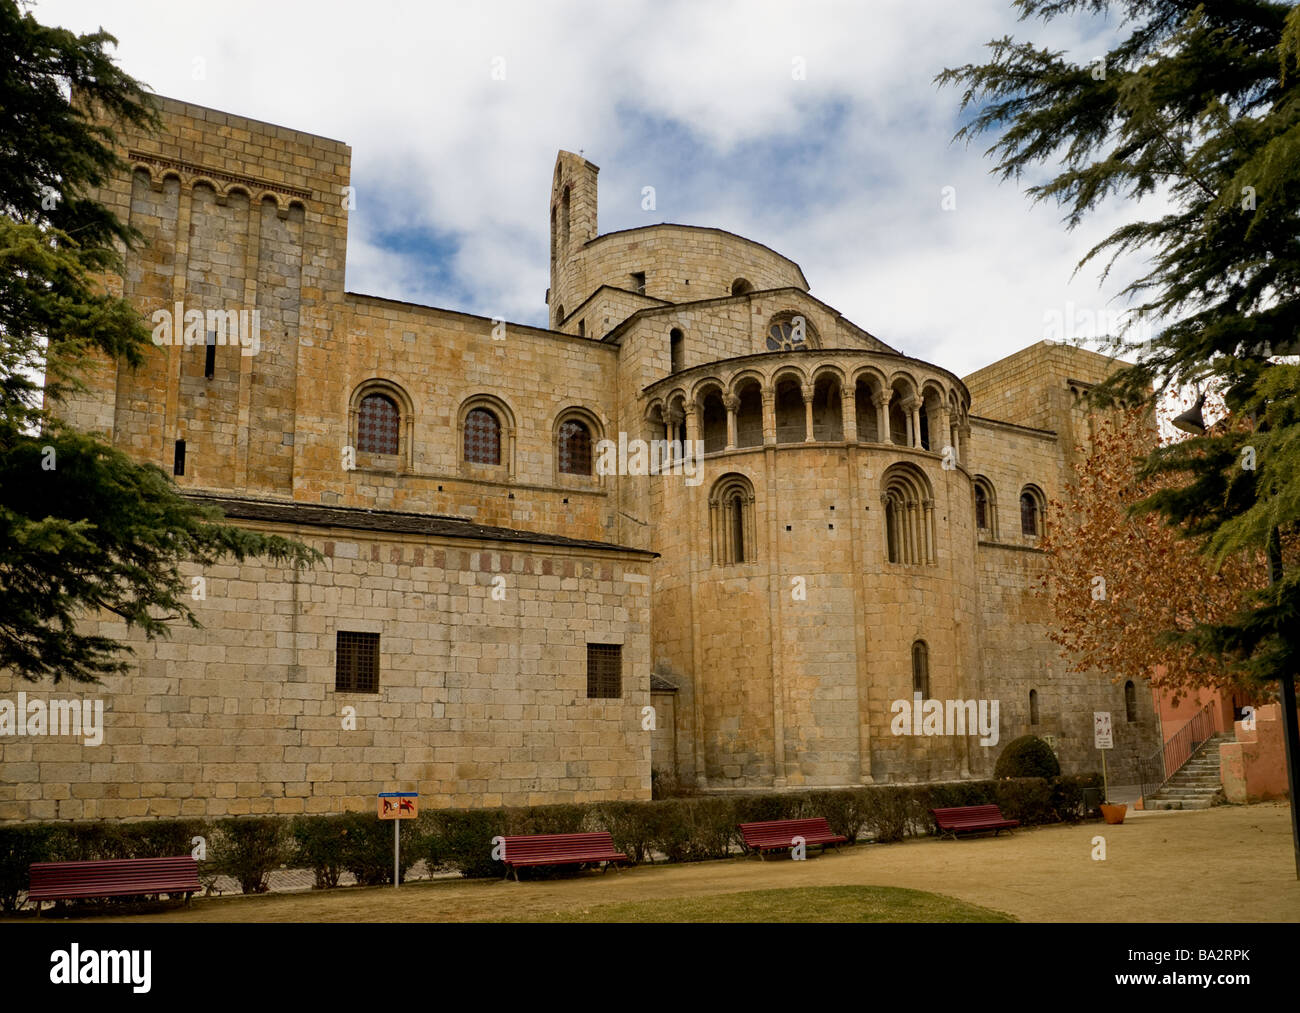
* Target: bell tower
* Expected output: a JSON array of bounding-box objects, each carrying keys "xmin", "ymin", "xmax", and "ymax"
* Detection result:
[{"xmin": 548, "ymin": 150, "xmax": 598, "ymax": 330}]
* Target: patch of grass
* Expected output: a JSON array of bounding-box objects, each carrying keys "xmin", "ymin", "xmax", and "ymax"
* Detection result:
[{"xmin": 494, "ymin": 885, "xmax": 1016, "ymax": 923}]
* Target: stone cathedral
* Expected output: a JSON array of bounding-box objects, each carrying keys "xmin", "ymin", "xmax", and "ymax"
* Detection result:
[{"xmin": 0, "ymin": 95, "xmax": 1160, "ymax": 823}]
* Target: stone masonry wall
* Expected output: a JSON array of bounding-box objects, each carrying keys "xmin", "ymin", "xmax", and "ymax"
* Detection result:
[{"xmin": 0, "ymin": 523, "xmax": 652, "ymax": 822}]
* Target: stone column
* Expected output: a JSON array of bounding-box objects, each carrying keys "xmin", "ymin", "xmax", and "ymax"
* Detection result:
[
  {"xmin": 723, "ymin": 393, "xmax": 739, "ymax": 451},
  {"xmin": 935, "ymin": 404, "xmax": 950, "ymax": 458},
  {"xmin": 683, "ymin": 401, "xmax": 699, "ymax": 467},
  {"xmin": 802, "ymin": 382, "xmax": 816, "ymax": 442},
  {"xmin": 906, "ymin": 498, "xmax": 919, "ymax": 563},
  {"xmin": 841, "ymin": 384, "xmax": 857, "ymax": 443},
  {"xmin": 922, "ymin": 498, "xmax": 936, "ymax": 564},
  {"xmin": 958, "ymin": 422, "xmax": 971, "ymax": 466},
  {"xmin": 874, "ymin": 390, "xmax": 891, "ymax": 444},
  {"xmin": 664, "ymin": 404, "xmax": 684, "ymax": 466},
  {"xmin": 904, "ymin": 397, "xmax": 921, "ymax": 449},
  {"xmin": 762, "ymin": 389, "xmax": 776, "ymax": 446}
]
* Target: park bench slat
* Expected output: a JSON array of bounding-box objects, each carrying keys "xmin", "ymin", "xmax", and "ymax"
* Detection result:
[
  {"xmin": 931, "ymin": 805, "xmax": 1019, "ymax": 839},
  {"xmin": 499, "ymin": 832, "xmax": 628, "ymax": 880},
  {"xmin": 736, "ymin": 818, "xmax": 847, "ymax": 859},
  {"xmin": 27, "ymin": 857, "xmax": 200, "ymax": 913}
]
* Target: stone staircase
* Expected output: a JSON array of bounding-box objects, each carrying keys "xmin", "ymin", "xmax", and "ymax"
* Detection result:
[{"xmin": 1144, "ymin": 733, "xmax": 1233, "ymax": 810}]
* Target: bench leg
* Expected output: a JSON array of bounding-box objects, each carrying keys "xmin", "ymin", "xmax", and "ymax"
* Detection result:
[{"xmin": 33, "ymin": 900, "xmax": 40, "ymax": 919}]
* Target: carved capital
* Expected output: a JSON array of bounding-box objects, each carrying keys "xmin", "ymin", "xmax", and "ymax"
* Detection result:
[{"xmin": 722, "ymin": 394, "xmax": 740, "ymax": 412}]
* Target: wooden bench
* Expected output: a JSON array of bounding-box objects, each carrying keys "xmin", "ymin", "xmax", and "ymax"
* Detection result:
[
  {"xmin": 931, "ymin": 805, "xmax": 1019, "ymax": 840},
  {"xmin": 499, "ymin": 832, "xmax": 628, "ymax": 881},
  {"xmin": 737, "ymin": 818, "xmax": 847, "ymax": 859},
  {"xmin": 28, "ymin": 856, "xmax": 201, "ymax": 915}
]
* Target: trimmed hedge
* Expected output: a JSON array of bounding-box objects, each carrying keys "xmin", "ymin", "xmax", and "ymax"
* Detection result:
[
  {"xmin": 0, "ymin": 773, "xmax": 1106, "ymax": 904},
  {"xmin": 995, "ymin": 735, "xmax": 1062, "ymax": 779},
  {"xmin": 211, "ymin": 817, "xmax": 289, "ymax": 894}
]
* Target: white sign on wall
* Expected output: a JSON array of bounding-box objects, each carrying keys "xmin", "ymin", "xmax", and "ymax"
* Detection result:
[{"xmin": 1094, "ymin": 711, "xmax": 1113, "ymax": 750}]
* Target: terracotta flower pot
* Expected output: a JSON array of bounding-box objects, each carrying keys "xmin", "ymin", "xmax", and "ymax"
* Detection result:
[{"xmin": 1100, "ymin": 803, "xmax": 1127, "ymax": 825}]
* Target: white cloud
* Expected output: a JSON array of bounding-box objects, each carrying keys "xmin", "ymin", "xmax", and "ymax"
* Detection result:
[{"xmin": 36, "ymin": 0, "xmax": 1164, "ymax": 377}]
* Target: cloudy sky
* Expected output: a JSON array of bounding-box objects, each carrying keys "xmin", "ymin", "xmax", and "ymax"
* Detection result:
[{"xmin": 36, "ymin": 0, "xmax": 1160, "ymax": 378}]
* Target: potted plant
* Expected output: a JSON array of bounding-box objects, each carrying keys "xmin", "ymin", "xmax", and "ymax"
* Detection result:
[{"xmin": 1099, "ymin": 799, "xmax": 1127, "ymax": 824}]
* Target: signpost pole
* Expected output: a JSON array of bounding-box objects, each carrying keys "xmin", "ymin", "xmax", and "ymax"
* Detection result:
[
  {"xmin": 1094, "ymin": 712, "xmax": 1113, "ymax": 802},
  {"xmin": 378, "ymin": 791, "xmax": 418, "ymax": 888}
]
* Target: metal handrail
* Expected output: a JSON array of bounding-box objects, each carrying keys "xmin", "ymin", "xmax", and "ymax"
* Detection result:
[{"xmin": 1144, "ymin": 701, "xmax": 1216, "ymax": 794}]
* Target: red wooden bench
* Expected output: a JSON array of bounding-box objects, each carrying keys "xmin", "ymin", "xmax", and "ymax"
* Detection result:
[
  {"xmin": 499, "ymin": 832, "xmax": 628, "ymax": 881},
  {"xmin": 28, "ymin": 856, "xmax": 201, "ymax": 915},
  {"xmin": 931, "ymin": 805, "xmax": 1019, "ymax": 840},
  {"xmin": 737, "ymin": 818, "xmax": 847, "ymax": 859}
]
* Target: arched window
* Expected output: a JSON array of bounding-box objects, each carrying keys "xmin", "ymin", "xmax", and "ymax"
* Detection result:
[
  {"xmin": 731, "ymin": 278, "xmax": 753, "ymax": 296},
  {"xmin": 1030, "ymin": 689, "xmax": 1040, "ymax": 725},
  {"xmin": 357, "ymin": 393, "xmax": 399, "ymax": 455},
  {"xmin": 734, "ymin": 379, "xmax": 763, "ymax": 448},
  {"xmin": 558, "ymin": 419, "xmax": 593, "ymax": 475},
  {"xmin": 1124, "ymin": 681, "xmax": 1137, "ymax": 723},
  {"xmin": 912, "ymin": 641, "xmax": 929, "ymax": 697},
  {"xmin": 974, "ymin": 477, "xmax": 997, "ymax": 538},
  {"xmin": 349, "ymin": 380, "xmax": 413, "ymax": 470},
  {"xmin": 709, "ymin": 473, "xmax": 756, "ymax": 565},
  {"xmin": 699, "ymin": 389, "xmax": 727, "ymax": 454},
  {"xmin": 464, "ymin": 408, "xmax": 501, "ymax": 464},
  {"xmin": 882, "ymin": 464, "xmax": 934, "ymax": 565},
  {"xmin": 1020, "ymin": 485, "xmax": 1045, "ymax": 537},
  {"xmin": 670, "ymin": 328, "xmax": 685, "ymax": 372},
  {"xmin": 774, "ymin": 376, "xmax": 805, "ymax": 444},
  {"xmin": 730, "ymin": 492, "xmax": 746, "ymax": 561},
  {"xmin": 560, "ymin": 186, "xmax": 570, "ymax": 246}
]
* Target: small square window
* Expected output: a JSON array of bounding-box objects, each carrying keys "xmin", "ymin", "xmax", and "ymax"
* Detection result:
[
  {"xmin": 586, "ymin": 644, "xmax": 622, "ymax": 699},
  {"xmin": 336, "ymin": 631, "xmax": 380, "ymax": 693}
]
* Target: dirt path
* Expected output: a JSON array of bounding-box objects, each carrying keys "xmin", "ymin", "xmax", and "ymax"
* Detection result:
[{"xmin": 32, "ymin": 802, "xmax": 1300, "ymax": 923}]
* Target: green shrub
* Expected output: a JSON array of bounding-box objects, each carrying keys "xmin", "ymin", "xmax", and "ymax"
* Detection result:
[
  {"xmin": 994, "ymin": 735, "xmax": 1062, "ymax": 779},
  {"xmin": 417, "ymin": 809, "xmax": 507, "ymax": 879},
  {"xmin": 333, "ymin": 811, "xmax": 424, "ymax": 886},
  {"xmin": 212, "ymin": 817, "xmax": 289, "ymax": 894},
  {"xmin": 290, "ymin": 815, "xmax": 348, "ymax": 889},
  {"xmin": 1051, "ymin": 773, "xmax": 1104, "ymax": 821},
  {"xmin": 862, "ymin": 786, "xmax": 914, "ymax": 843},
  {"xmin": 0, "ymin": 824, "xmax": 57, "ymax": 912},
  {"xmin": 641, "ymin": 799, "xmax": 691, "ymax": 863},
  {"xmin": 678, "ymin": 797, "xmax": 738, "ymax": 860},
  {"xmin": 926, "ymin": 780, "xmax": 998, "ymax": 811},
  {"xmin": 994, "ymin": 778, "xmax": 1054, "ymax": 825},
  {"xmin": 732, "ymin": 792, "xmax": 809, "ymax": 827},
  {"xmin": 806, "ymin": 789, "xmax": 870, "ymax": 843},
  {"xmin": 507, "ymin": 804, "xmax": 592, "ymax": 837},
  {"xmin": 591, "ymin": 801, "xmax": 656, "ymax": 864}
]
